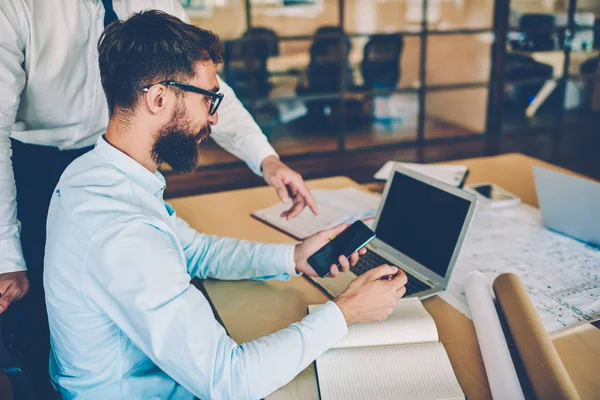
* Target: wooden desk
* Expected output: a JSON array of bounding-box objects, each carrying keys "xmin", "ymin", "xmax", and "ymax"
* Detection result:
[{"xmin": 169, "ymin": 153, "xmax": 600, "ymax": 400}]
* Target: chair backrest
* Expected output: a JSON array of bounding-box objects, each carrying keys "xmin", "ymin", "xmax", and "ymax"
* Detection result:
[
  {"xmin": 518, "ymin": 14, "xmax": 557, "ymax": 51},
  {"xmin": 242, "ymin": 27, "xmax": 280, "ymax": 58},
  {"xmin": 223, "ymin": 39, "xmax": 270, "ymax": 98},
  {"xmin": 580, "ymin": 55, "xmax": 599, "ymax": 75},
  {"xmin": 361, "ymin": 33, "xmax": 404, "ymax": 89},
  {"xmin": 306, "ymin": 27, "xmax": 352, "ymax": 92},
  {"xmin": 504, "ymin": 53, "xmax": 554, "ymax": 81}
]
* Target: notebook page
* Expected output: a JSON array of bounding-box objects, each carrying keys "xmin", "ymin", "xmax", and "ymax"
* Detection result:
[
  {"xmin": 252, "ymin": 201, "xmax": 349, "ymax": 240},
  {"xmin": 309, "ymin": 298, "xmax": 438, "ymax": 349},
  {"xmin": 316, "ymin": 343, "xmax": 464, "ymax": 400},
  {"xmin": 251, "ymin": 188, "xmax": 380, "ymax": 240}
]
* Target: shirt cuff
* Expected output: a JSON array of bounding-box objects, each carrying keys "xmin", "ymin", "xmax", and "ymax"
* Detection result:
[
  {"xmin": 0, "ymin": 235, "xmax": 27, "ymax": 273},
  {"xmin": 253, "ymin": 147, "xmax": 279, "ymax": 177},
  {"xmin": 305, "ymin": 300, "xmax": 348, "ymax": 344},
  {"xmin": 284, "ymin": 244, "xmax": 300, "ymax": 277}
]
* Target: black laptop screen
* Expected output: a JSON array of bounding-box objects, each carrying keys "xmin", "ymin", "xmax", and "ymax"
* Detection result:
[{"xmin": 375, "ymin": 171, "xmax": 472, "ymax": 278}]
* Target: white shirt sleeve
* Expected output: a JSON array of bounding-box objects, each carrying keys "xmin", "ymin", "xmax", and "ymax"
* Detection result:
[
  {"xmin": 211, "ymin": 76, "xmax": 279, "ymax": 176},
  {"xmin": 85, "ymin": 217, "xmax": 347, "ymax": 399},
  {"xmin": 0, "ymin": 2, "xmax": 28, "ymax": 273},
  {"xmin": 170, "ymin": 1, "xmax": 279, "ymax": 176}
]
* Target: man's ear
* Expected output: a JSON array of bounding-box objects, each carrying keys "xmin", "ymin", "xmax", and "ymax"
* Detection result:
[{"xmin": 144, "ymin": 85, "xmax": 170, "ymax": 115}]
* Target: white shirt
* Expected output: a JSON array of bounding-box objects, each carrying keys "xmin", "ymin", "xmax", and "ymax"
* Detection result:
[
  {"xmin": 44, "ymin": 136, "xmax": 348, "ymax": 399},
  {"xmin": 0, "ymin": 0, "xmax": 278, "ymax": 274}
]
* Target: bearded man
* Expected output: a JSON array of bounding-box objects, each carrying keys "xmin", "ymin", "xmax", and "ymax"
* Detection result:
[{"xmin": 43, "ymin": 10, "xmax": 407, "ymax": 399}]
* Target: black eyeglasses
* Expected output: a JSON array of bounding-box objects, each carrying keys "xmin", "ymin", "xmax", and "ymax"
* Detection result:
[{"xmin": 142, "ymin": 80, "xmax": 224, "ymax": 115}]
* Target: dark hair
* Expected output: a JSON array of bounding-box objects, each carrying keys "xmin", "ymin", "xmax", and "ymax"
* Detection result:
[{"xmin": 98, "ymin": 10, "xmax": 223, "ymax": 118}]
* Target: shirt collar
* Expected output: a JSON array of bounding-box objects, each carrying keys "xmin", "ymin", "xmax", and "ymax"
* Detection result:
[{"xmin": 94, "ymin": 135, "xmax": 167, "ymax": 197}]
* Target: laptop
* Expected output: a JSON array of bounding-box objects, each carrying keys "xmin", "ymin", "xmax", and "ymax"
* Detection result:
[
  {"xmin": 309, "ymin": 164, "xmax": 478, "ymax": 299},
  {"xmin": 533, "ymin": 166, "xmax": 600, "ymax": 248}
]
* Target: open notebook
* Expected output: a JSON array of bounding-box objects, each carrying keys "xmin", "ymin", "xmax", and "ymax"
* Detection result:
[
  {"xmin": 308, "ymin": 298, "xmax": 464, "ymax": 400},
  {"xmin": 251, "ymin": 187, "xmax": 380, "ymax": 240}
]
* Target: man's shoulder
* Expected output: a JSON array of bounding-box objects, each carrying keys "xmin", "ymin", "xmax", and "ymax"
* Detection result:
[{"xmin": 56, "ymin": 152, "xmax": 149, "ymax": 236}]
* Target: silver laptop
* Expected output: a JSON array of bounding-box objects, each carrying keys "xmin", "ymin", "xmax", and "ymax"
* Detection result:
[
  {"xmin": 309, "ymin": 164, "xmax": 478, "ymax": 299},
  {"xmin": 533, "ymin": 166, "xmax": 600, "ymax": 248}
]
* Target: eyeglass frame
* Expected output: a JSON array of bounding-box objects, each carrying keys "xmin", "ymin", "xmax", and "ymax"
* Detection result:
[{"xmin": 141, "ymin": 80, "xmax": 224, "ymax": 115}]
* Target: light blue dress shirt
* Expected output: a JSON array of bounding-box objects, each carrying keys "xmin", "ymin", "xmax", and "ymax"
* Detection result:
[{"xmin": 44, "ymin": 136, "xmax": 348, "ymax": 399}]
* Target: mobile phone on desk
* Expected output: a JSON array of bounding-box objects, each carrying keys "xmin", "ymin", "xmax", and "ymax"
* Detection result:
[
  {"xmin": 465, "ymin": 182, "xmax": 521, "ymax": 208},
  {"xmin": 307, "ymin": 220, "xmax": 376, "ymax": 278}
]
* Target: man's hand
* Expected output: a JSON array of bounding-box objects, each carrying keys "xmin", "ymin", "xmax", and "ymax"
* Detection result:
[
  {"xmin": 334, "ymin": 265, "xmax": 407, "ymax": 325},
  {"xmin": 294, "ymin": 224, "xmax": 366, "ymax": 278},
  {"xmin": 261, "ymin": 155, "xmax": 318, "ymax": 220},
  {"xmin": 0, "ymin": 271, "xmax": 29, "ymax": 313}
]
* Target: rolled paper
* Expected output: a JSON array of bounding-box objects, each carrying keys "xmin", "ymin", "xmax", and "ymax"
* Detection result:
[
  {"xmin": 464, "ymin": 272, "xmax": 525, "ymax": 400},
  {"xmin": 493, "ymin": 273, "xmax": 580, "ymax": 400}
]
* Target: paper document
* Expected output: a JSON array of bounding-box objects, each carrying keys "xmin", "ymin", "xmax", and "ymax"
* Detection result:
[
  {"xmin": 464, "ymin": 272, "xmax": 525, "ymax": 400},
  {"xmin": 252, "ymin": 187, "xmax": 381, "ymax": 240},
  {"xmin": 309, "ymin": 299, "xmax": 464, "ymax": 400},
  {"xmin": 374, "ymin": 161, "xmax": 468, "ymax": 187},
  {"xmin": 440, "ymin": 204, "xmax": 600, "ymax": 334}
]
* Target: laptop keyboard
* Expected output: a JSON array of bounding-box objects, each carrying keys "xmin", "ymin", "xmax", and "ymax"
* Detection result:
[{"xmin": 351, "ymin": 251, "xmax": 432, "ymax": 297}]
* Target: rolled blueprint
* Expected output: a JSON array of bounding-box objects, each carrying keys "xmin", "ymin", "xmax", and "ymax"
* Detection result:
[
  {"xmin": 464, "ymin": 272, "xmax": 525, "ymax": 400},
  {"xmin": 493, "ymin": 273, "xmax": 580, "ymax": 400}
]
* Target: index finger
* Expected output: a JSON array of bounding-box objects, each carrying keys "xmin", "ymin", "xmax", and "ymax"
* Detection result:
[
  {"xmin": 281, "ymin": 197, "xmax": 306, "ymax": 220},
  {"xmin": 294, "ymin": 181, "xmax": 318, "ymax": 215}
]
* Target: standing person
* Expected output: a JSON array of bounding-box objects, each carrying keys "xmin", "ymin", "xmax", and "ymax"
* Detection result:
[{"xmin": 0, "ymin": 1, "xmax": 317, "ymax": 397}]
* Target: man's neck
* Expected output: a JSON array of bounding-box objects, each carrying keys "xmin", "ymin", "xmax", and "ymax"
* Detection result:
[{"xmin": 104, "ymin": 119, "xmax": 158, "ymax": 173}]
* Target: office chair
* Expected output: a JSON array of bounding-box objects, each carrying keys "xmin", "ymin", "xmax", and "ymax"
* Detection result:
[
  {"xmin": 242, "ymin": 27, "xmax": 280, "ymax": 59},
  {"xmin": 358, "ymin": 33, "xmax": 405, "ymax": 129},
  {"xmin": 580, "ymin": 56, "xmax": 599, "ymax": 76},
  {"xmin": 503, "ymin": 53, "xmax": 554, "ymax": 112},
  {"xmin": 360, "ymin": 34, "xmax": 404, "ymax": 90},
  {"xmin": 510, "ymin": 14, "xmax": 558, "ymax": 52},
  {"xmin": 223, "ymin": 38, "xmax": 271, "ymax": 99},
  {"xmin": 296, "ymin": 27, "xmax": 353, "ymax": 123},
  {"xmin": 314, "ymin": 25, "xmax": 345, "ymax": 37}
]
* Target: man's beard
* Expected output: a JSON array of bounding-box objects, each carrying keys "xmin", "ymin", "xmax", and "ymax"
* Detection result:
[{"xmin": 151, "ymin": 105, "xmax": 211, "ymax": 174}]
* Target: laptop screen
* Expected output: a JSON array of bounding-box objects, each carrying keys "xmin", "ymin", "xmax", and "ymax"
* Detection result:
[{"xmin": 376, "ymin": 171, "xmax": 472, "ymax": 278}]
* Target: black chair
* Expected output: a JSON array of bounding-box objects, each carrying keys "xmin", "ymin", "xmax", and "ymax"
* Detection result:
[
  {"xmin": 510, "ymin": 14, "xmax": 558, "ymax": 52},
  {"xmin": 357, "ymin": 34, "xmax": 405, "ymax": 129},
  {"xmin": 503, "ymin": 53, "xmax": 554, "ymax": 111},
  {"xmin": 223, "ymin": 38, "xmax": 271, "ymax": 99},
  {"xmin": 314, "ymin": 25, "xmax": 346, "ymax": 37},
  {"xmin": 242, "ymin": 27, "xmax": 280, "ymax": 59},
  {"xmin": 296, "ymin": 27, "xmax": 353, "ymax": 122},
  {"xmin": 360, "ymin": 33, "xmax": 404, "ymax": 90},
  {"xmin": 580, "ymin": 56, "xmax": 599, "ymax": 76}
]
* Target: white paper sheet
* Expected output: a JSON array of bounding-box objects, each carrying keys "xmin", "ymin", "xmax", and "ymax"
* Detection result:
[
  {"xmin": 309, "ymin": 298, "xmax": 438, "ymax": 350},
  {"xmin": 440, "ymin": 204, "xmax": 600, "ymax": 334},
  {"xmin": 464, "ymin": 271, "xmax": 525, "ymax": 400},
  {"xmin": 317, "ymin": 343, "xmax": 464, "ymax": 400},
  {"xmin": 374, "ymin": 161, "xmax": 468, "ymax": 187},
  {"xmin": 252, "ymin": 187, "xmax": 381, "ymax": 239}
]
